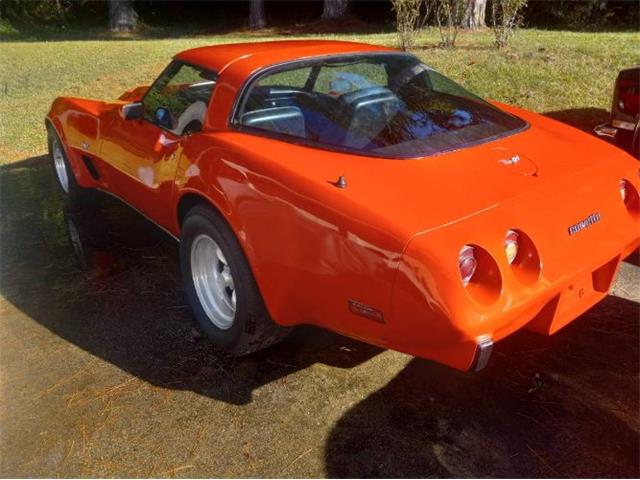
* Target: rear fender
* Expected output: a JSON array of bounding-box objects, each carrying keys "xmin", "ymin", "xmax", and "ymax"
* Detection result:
[{"xmin": 174, "ymin": 152, "xmax": 267, "ymax": 314}]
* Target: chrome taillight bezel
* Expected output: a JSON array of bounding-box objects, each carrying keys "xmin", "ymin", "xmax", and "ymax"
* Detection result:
[
  {"xmin": 504, "ymin": 229, "xmax": 519, "ymax": 265},
  {"xmin": 620, "ymin": 179, "xmax": 630, "ymax": 203},
  {"xmin": 458, "ymin": 245, "xmax": 477, "ymax": 286}
]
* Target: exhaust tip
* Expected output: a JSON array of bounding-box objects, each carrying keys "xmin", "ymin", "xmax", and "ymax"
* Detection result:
[{"xmin": 470, "ymin": 335, "xmax": 493, "ymax": 372}]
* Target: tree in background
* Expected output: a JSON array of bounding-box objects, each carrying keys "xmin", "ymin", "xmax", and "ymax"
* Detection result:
[
  {"xmin": 540, "ymin": 0, "xmax": 615, "ymax": 31},
  {"xmin": 391, "ymin": 0, "xmax": 428, "ymax": 50},
  {"xmin": 462, "ymin": 0, "xmax": 486, "ymax": 29},
  {"xmin": 1, "ymin": 0, "xmax": 73, "ymax": 24},
  {"xmin": 491, "ymin": 0, "xmax": 527, "ymax": 48},
  {"xmin": 434, "ymin": 0, "xmax": 466, "ymax": 48},
  {"xmin": 249, "ymin": 0, "xmax": 266, "ymax": 29},
  {"xmin": 2, "ymin": 0, "xmax": 637, "ymax": 36},
  {"xmin": 108, "ymin": 0, "xmax": 137, "ymax": 32},
  {"xmin": 321, "ymin": 0, "xmax": 348, "ymax": 20}
]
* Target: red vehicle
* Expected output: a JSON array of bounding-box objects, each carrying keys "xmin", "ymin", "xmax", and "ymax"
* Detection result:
[
  {"xmin": 46, "ymin": 41, "xmax": 639, "ymax": 372},
  {"xmin": 595, "ymin": 66, "xmax": 639, "ymax": 158}
]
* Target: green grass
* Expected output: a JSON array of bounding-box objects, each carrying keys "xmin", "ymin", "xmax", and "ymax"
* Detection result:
[{"xmin": 1, "ymin": 28, "xmax": 638, "ymax": 163}]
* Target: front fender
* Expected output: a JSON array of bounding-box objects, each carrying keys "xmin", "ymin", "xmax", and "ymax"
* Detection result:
[{"xmin": 46, "ymin": 97, "xmax": 108, "ymax": 188}]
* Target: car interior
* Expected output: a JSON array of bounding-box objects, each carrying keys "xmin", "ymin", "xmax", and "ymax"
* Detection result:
[
  {"xmin": 238, "ymin": 83, "xmax": 402, "ymax": 150},
  {"xmin": 170, "ymin": 80, "xmax": 216, "ymax": 135},
  {"xmin": 234, "ymin": 59, "xmax": 526, "ymax": 156}
]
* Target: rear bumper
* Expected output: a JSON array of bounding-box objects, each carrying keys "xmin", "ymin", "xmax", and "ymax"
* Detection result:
[
  {"xmin": 524, "ymin": 251, "xmax": 626, "ymax": 335},
  {"xmin": 389, "ymin": 230, "xmax": 639, "ymax": 373}
]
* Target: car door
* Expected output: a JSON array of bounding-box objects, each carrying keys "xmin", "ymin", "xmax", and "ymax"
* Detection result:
[{"xmin": 99, "ymin": 61, "xmax": 217, "ymax": 226}]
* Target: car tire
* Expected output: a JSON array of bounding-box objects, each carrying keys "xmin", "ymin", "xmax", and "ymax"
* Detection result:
[
  {"xmin": 180, "ymin": 204, "xmax": 289, "ymax": 355},
  {"xmin": 47, "ymin": 125, "xmax": 85, "ymax": 205}
]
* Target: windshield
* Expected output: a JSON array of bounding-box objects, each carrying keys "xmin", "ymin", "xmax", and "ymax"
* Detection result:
[{"xmin": 234, "ymin": 53, "xmax": 527, "ymax": 158}]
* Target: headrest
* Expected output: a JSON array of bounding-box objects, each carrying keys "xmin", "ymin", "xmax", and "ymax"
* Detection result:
[
  {"xmin": 241, "ymin": 106, "xmax": 306, "ymax": 138},
  {"xmin": 341, "ymin": 87, "xmax": 399, "ymax": 110}
]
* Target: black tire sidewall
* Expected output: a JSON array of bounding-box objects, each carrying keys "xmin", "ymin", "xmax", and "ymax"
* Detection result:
[{"xmin": 180, "ymin": 207, "xmax": 253, "ymax": 350}]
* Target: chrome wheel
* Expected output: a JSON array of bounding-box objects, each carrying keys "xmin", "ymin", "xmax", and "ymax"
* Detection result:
[
  {"xmin": 190, "ymin": 234, "xmax": 236, "ymax": 329},
  {"xmin": 52, "ymin": 138, "xmax": 70, "ymax": 193}
]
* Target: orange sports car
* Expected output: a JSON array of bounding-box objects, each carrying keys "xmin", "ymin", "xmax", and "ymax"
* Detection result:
[{"xmin": 46, "ymin": 40, "xmax": 639, "ymax": 371}]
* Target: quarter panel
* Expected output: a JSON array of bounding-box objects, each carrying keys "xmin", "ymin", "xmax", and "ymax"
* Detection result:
[{"xmin": 174, "ymin": 131, "xmax": 407, "ymax": 344}]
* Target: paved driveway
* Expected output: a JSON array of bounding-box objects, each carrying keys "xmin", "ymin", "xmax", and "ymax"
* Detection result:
[{"xmin": 1, "ymin": 156, "xmax": 638, "ymax": 477}]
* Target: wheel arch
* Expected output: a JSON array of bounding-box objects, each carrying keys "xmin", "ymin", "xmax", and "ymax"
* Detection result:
[
  {"xmin": 176, "ymin": 190, "xmax": 258, "ymax": 280},
  {"xmin": 176, "ymin": 189, "xmax": 277, "ymax": 324},
  {"xmin": 45, "ymin": 116, "xmax": 66, "ymax": 143},
  {"xmin": 45, "ymin": 114, "xmax": 98, "ymax": 189},
  {"xmin": 177, "ymin": 191, "xmax": 232, "ymax": 230}
]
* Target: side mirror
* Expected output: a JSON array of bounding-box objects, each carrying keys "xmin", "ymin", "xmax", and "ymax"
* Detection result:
[
  {"xmin": 121, "ymin": 102, "xmax": 144, "ymax": 120},
  {"xmin": 154, "ymin": 107, "xmax": 176, "ymax": 130}
]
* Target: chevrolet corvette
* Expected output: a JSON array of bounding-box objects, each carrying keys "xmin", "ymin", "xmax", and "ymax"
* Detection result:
[{"xmin": 46, "ymin": 40, "xmax": 639, "ymax": 371}]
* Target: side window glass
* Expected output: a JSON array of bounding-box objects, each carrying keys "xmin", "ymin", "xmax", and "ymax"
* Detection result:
[{"xmin": 143, "ymin": 62, "xmax": 217, "ymax": 135}]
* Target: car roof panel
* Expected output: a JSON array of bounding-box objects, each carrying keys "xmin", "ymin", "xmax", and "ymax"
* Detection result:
[{"xmin": 175, "ymin": 40, "xmax": 396, "ymax": 74}]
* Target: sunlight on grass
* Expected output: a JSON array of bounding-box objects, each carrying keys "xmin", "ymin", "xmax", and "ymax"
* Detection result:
[{"xmin": 1, "ymin": 28, "xmax": 638, "ymax": 163}]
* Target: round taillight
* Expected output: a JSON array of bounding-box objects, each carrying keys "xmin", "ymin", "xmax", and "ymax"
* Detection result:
[
  {"xmin": 620, "ymin": 179, "xmax": 629, "ymax": 203},
  {"xmin": 459, "ymin": 245, "xmax": 477, "ymax": 286},
  {"xmin": 620, "ymin": 179, "xmax": 639, "ymax": 210},
  {"xmin": 505, "ymin": 229, "xmax": 519, "ymax": 265}
]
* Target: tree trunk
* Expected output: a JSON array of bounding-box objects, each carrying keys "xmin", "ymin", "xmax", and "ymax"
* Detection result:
[
  {"xmin": 249, "ymin": 0, "xmax": 266, "ymax": 30},
  {"xmin": 108, "ymin": 0, "xmax": 138, "ymax": 32},
  {"xmin": 321, "ymin": 0, "xmax": 348, "ymax": 20},
  {"xmin": 462, "ymin": 0, "xmax": 486, "ymax": 29}
]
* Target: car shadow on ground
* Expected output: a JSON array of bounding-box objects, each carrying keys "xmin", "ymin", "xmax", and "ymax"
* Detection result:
[
  {"xmin": 0, "ymin": 156, "xmax": 382, "ymax": 406},
  {"xmin": 324, "ymin": 293, "xmax": 639, "ymax": 477}
]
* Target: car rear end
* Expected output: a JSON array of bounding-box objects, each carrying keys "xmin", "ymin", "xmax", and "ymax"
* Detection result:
[{"xmin": 388, "ymin": 153, "xmax": 639, "ymax": 372}]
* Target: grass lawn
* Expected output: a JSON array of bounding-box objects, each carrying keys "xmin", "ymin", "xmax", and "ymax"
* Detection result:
[{"xmin": 1, "ymin": 28, "xmax": 638, "ymax": 164}]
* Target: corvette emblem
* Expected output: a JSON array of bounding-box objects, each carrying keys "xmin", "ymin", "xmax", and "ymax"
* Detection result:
[
  {"xmin": 348, "ymin": 299, "xmax": 384, "ymax": 323},
  {"xmin": 568, "ymin": 212, "xmax": 601, "ymax": 236}
]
